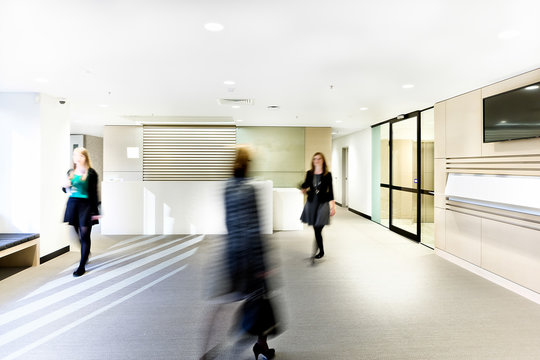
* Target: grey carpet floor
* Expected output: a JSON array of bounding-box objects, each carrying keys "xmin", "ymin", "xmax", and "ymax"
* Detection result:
[{"xmin": 1, "ymin": 207, "xmax": 540, "ymax": 360}]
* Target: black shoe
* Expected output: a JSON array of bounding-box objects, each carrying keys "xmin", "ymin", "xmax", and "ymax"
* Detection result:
[
  {"xmin": 314, "ymin": 252, "xmax": 324, "ymax": 259},
  {"xmin": 73, "ymin": 268, "xmax": 86, "ymax": 277},
  {"xmin": 253, "ymin": 343, "xmax": 275, "ymax": 360}
]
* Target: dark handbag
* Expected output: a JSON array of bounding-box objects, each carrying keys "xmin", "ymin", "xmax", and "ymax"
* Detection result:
[{"xmin": 240, "ymin": 289, "xmax": 279, "ymax": 336}]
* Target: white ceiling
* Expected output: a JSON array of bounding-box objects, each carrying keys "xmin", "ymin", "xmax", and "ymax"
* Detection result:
[{"xmin": 1, "ymin": 0, "xmax": 539, "ymax": 137}]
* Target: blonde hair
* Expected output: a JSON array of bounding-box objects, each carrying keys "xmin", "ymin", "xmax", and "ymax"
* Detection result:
[
  {"xmin": 233, "ymin": 145, "xmax": 251, "ymax": 178},
  {"xmin": 71, "ymin": 147, "xmax": 92, "ymax": 180},
  {"xmin": 310, "ymin": 152, "xmax": 329, "ymax": 175}
]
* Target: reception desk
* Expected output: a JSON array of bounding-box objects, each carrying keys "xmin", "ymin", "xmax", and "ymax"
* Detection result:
[{"xmin": 100, "ymin": 180, "xmax": 275, "ymax": 235}]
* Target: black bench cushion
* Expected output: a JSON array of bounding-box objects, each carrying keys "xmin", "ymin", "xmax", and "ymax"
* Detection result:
[{"xmin": 0, "ymin": 233, "xmax": 40, "ymax": 251}]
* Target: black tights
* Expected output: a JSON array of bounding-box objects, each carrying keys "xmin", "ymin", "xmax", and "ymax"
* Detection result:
[
  {"xmin": 76, "ymin": 226, "xmax": 92, "ymax": 270},
  {"xmin": 313, "ymin": 226, "xmax": 324, "ymax": 255}
]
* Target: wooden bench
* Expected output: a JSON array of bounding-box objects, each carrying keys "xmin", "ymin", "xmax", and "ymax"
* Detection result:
[{"xmin": 0, "ymin": 233, "xmax": 40, "ymax": 267}]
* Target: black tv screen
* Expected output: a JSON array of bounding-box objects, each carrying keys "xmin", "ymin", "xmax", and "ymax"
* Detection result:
[{"xmin": 483, "ymin": 81, "xmax": 540, "ymax": 143}]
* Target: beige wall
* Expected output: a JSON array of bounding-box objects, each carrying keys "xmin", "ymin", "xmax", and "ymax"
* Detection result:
[
  {"xmin": 84, "ymin": 135, "xmax": 103, "ymax": 200},
  {"xmin": 305, "ymin": 127, "xmax": 332, "ymax": 171},
  {"xmin": 435, "ymin": 68, "xmax": 540, "ymax": 294}
]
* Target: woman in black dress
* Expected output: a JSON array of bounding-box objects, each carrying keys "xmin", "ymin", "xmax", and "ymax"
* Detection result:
[
  {"xmin": 300, "ymin": 152, "xmax": 335, "ymax": 259},
  {"xmin": 62, "ymin": 147, "xmax": 100, "ymax": 277}
]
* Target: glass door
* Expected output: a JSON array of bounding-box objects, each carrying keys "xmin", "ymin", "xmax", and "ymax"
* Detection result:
[
  {"xmin": 390, "ymin": 113, "xmax": 419, "ymax": 241},
  {"xmin": 371, "ymin": 109, "xmax": 433, "ymax": 244}
]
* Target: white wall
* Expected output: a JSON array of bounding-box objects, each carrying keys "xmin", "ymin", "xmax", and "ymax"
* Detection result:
[
  {"xmin": 39, "ymin": 93, "xmax": 71, "ymax": 256},
  {"xmin": 331, "ymin": 128, "xmax": 372, "ymax": 216},
  {"xmin": 0, "ymin": 93, "xmax": 41, "ymax": 233},
  {"xmin": 0, "ymin": 92, "xmax": 70, "ymax": 257}
]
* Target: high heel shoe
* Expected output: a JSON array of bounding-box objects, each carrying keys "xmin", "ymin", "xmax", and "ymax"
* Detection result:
[
  {"xmin": 314, "ymin": 252, "xmax": 324, "ymax": 259},
  {"xmin": 253, "ymin": 343, "xmax": 275, "ymax": 359}
]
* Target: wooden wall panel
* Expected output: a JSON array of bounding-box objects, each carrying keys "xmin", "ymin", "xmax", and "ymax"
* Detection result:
[
  {"xmin": 482, "ymin": 218, "xmax": 540, "ymax": 293},
  {"xmin": 434, "ymin": 207, "xmax": 446, "ymax": 250},
  {"xmin": 434, "ymin": 102, "xmax": 446, "ymax": 159},
  {"xmin": 445, "ymin": 90, "xmax": 482, "ymax": 158},
  {"xmin": 434, "ymin": 159, "xmax": 446, "ymax": 208},
  {"xmin": 445, "ymin": 210, "xmax": 482, "ymax": 266}
]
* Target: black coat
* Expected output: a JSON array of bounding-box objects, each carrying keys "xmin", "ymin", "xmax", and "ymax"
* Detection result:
[
  {"xmin": 301, "ymin": 171, "xmax": 334, "ymax": 203},
  {"xmin": 63, "ymin": 168, "xmax": 100, "ymax": 223}
]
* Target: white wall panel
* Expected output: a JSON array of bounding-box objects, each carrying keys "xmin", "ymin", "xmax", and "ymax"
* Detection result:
[
  {"xmin": 482, "ymin": 218, "xmax": 540, "ymax": 293},
  {"xmin": 445, "ymin": 210, "xmax": 481, "ymax": 266}
]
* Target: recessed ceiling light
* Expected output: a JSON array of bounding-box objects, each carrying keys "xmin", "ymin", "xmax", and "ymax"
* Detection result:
[
  {"xmin": 232, "ymin": 105, "xmax": 240, "ymax": 109},
  {"xmin": 205, "ymin": 23, "xmax": 224, "ymax": 32},
  {"xmin": 236, "ymin": 119, "xmax": 243, "ymax": 122},
  {"xmin": 360, "ymin": 107, "xmax": 368, "ymax": 111},
  {"xmin": 498, "ymin": 29, "xmax": 520, "ymax": 40},
  {"xmin": 34, "ymin": 77, "xmax": 48, "ymax": 83},
  {"xmin": 336, "ymin": 120, "xmax": 343, "ymax": 123},
  {"xmin": 224, "ymin": 80, "xmax": 235, "ymax": 85},
  {"xmin": 525, "ymin": 85, "xmax": 539, "ymax": 90},
  {"xmin": 402, "ymin": 84, "xmax": 414, "ymax": 89},
  {"xmin": 98, "ymin": 104, "xmax": 109, "ymax": 108}
]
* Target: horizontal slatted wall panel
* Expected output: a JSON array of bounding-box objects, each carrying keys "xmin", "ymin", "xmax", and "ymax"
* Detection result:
[
  {"xmin": 143, "ymin": 125, "xmax": 236, "ymax": 181},
  {"xmin": 446, "ymin": 155, "xmax": 540, "ymax": 176}
]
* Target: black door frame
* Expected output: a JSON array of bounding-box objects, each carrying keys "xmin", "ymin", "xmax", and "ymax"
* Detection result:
[{"xmin": 388, "ymin": 111, "xmax": 421, "ymax": 242}]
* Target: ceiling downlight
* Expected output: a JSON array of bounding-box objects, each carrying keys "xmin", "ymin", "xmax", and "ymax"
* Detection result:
[{"xmin": 218, "ymin": 98, "xmax": 254, "ymax": 106}]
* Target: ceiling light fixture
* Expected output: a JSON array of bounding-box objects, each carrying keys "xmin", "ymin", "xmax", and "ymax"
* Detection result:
[
  {"xmin": 224, "ymin": 80, "xmax": 235, "ymax": 85},
  {"xmin": 402, "ymin": 84, "xmax": 414, "ymax": 89},
  {"xmin": 360, "ymin": 107, "xmax": 368, "ymax": 111},
  {"xmin": 232, "ymin": 105, "xmax": 240, "ymax": 109},
  {"xmin": 336, "ymin": 120, "xmax": 343, "ymax": 123},
  {"xmin": 205, "ymin": 23, "xmax": 224, "ymax": 32},
  {"xmin": 236, "ymin": 119, "xmax": 243, "ymax": 122}
]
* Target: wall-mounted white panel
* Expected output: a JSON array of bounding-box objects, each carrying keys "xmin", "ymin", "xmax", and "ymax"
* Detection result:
[
  {"xmin": 273, "ymin": 188, "xmax": 303, "ymax": 230},
  {"xmin": 482, "ymin": 218, "xmax": 540, "ymax": 294},
  {"xmin": 445, "ymin": 173, "xmax": 540, "ymax": 215},
  {"xmin": 445, "ymin": 210, "xmax": 481, "ymax": 266}
]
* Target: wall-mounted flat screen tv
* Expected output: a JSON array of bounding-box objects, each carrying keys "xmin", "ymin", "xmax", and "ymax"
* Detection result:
[{"xmin": 483, "ymin": 81, "xmax": 540, "ymax": 143}]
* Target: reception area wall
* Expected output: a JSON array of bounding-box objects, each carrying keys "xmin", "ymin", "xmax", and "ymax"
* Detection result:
[{"xmin": 101, "ymin": 125, "xmax": 331, "ymax": 235}]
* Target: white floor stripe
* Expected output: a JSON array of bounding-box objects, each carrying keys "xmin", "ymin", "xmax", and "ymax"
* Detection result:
[
  {"xmin": 0, "ymin": 249, "xmax": 195, "ymax": 348},
  {"xmin": 0, "ymin": 235, "xmax": 203, "ymax": 327},
  {"xmin": 22, "ymin": 235, "xmax": 193, "ymax": 301},
  {"xmin": 59, "ymin": 234, "xmax": 169, "ymax": 274},
  {"xmin": 108, "ymin": 235, "xmax": 149, "ymax": 249},
  {"xmin": 1, "ymin": 264, "xmax": 187, "ymax": 360}
]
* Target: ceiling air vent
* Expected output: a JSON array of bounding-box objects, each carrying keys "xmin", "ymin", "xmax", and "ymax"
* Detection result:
[{"xmin": 218, "ymin": 98, "xmax": 255, "ymax": 106}]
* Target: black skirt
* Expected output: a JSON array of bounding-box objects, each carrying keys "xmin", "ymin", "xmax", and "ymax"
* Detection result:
[
  {"xmin": 64, "ymin": 197, "xmax": 93, "ymax": 227},
  {"xmin": 300, "ymin": 196, "xmax": 330, "ymax": 227}
]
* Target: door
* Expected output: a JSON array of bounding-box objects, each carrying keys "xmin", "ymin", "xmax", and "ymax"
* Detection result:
[
  {"xmin": 342, "ymin": 147, "xmax": 349, "ymax": 207},
  {"xmin": 390, "ymin": 113, "xmax": 420, "ymax": 241}
]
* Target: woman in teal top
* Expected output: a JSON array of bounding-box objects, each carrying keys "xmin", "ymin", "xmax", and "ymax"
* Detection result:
[{"xmin": 63, "ymin": 147, "xmax": 100, "ymax": 277}]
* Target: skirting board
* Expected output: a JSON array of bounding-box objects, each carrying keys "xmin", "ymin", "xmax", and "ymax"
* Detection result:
[{"xmin": 435, "ymin": 249, "xmax": 540, "ymax": 305}]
